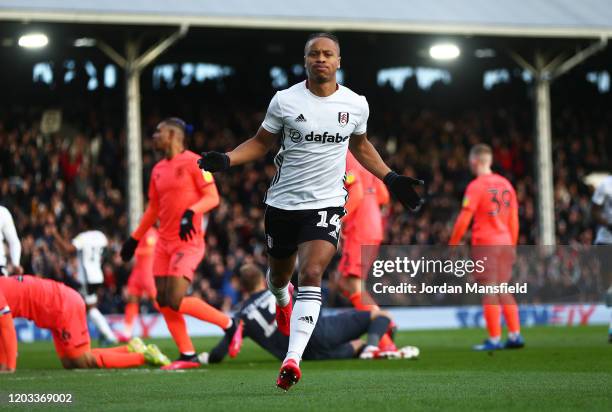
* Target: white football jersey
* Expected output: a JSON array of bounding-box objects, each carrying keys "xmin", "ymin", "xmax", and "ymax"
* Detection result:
[
  {"xmin": 592, "ymin": 175, "xmax": 612, "ymax": 244},
  {"xmin": 261, "ymin": 81, "xmax": 369, "ymax": 210},
  {"xmin": 72, "ymin": 230, "xmax": 108, "ymax": 285},
  {"xmin": 0, "ymin": 206, "xmax": 21, "ymax": 269}
]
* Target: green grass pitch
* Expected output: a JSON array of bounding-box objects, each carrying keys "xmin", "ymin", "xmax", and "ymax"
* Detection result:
[{"xmin": 1, "ymin": 326, "xmax": 610, "ymax": 411}]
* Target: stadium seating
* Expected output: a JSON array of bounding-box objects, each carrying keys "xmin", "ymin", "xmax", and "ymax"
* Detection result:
[{"xmin": 0, "ymin": 99, "xmax": 607, "ymax": 312}]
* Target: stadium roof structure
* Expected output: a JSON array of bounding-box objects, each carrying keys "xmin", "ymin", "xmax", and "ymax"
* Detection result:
[{"xmin": 1, "ymin": 0, "xmax": 612, "ymax": 39}]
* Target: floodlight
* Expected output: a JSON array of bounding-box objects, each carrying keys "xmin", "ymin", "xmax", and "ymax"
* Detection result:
[
  {"xmin": 74, "ymin": 38, "xmax": 96, "ymax": 48},
  {"xmin": 18, "ymin": 33, "xmax": 48, "ymax": 49},
  {"xmin": 429, "ymin": 43, "xmax": 460, "ymax": 60}
]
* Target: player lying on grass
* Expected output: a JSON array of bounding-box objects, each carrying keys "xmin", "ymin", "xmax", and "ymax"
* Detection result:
[
  {"xmin": 198, "ymin": 264, "xmax": 419, "ymax": 365},
  {"xmin": 0, "ymin": 275, "xmax": 169, "ymax": 372}
]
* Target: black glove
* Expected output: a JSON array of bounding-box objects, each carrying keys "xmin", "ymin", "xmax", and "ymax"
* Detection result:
[
  {"xmin": 179, "ymin": 209, "xmax": 196, "ymax": 241},
  {"xmin": 384, "ymin": 171, "xmax": 425, "ymax": 211},
  {"xmin": 120, "ymin": 237, "xmax": 138, "ymax": 262},
  {"xmin": 198, "ymin": 152, "xmax": 230, "ymax": 172}
]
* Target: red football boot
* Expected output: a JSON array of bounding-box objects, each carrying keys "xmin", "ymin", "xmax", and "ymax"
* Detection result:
[
  {"xmin": 160, "ymin": 360, "xmax": 200, "ymax": 370},
  {"xmin": 275, "ymin": 283, "xmax": 294, "ymax": 336},
  {"xmin": 115, "ymin": 331, "xmax": 131, "ymax": 344},
  {"xmin": 378, "ymin": 332, "xmax": 397, "ymax": 350},
  {"xmin": 276, "ymin": 358, "xmax": 301, "ymax": 391},
  {"xmin": 228, "ymin": 320, "xmax": 244, "ymax": 358},
  {"xmin": 160, "ymin": 353, "xmax": 200, "ymax": 370}
]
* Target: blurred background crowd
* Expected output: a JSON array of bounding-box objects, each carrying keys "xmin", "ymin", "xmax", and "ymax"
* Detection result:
[{"xmin": 0, "ymin": 84, "xmax": 609, "ymax": 312}]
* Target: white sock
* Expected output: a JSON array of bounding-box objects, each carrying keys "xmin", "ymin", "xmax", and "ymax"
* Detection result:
[
  {"xmin": 489, "ymin": 336, "xmax": 501, "ymax": 344},
  {"xmin": 285, "ymin": 286, "xmax": 321, "ymax": 364},
  {"xmin": 508, "ymin": 332, "xmax": 520, "ymax": 340},
  {"xmin": 266, "ymin": 270, "xmax": 290, "ymax": 307},
  {"xmin": 88, "ymin": 307, "xmax": 118, "ymax": 343}
]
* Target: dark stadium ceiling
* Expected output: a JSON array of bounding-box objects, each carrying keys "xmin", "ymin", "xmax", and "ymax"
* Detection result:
[{"xmin": 0, "ymin": 21, "xmax": 610, "ymax": 71}]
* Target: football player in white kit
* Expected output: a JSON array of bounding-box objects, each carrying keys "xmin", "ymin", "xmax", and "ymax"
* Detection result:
[
  {"xmin": 198, "ymin": 33, "xmax": 424, "ymax": 390},
  {"xmin": 591, "ymin": 174, "xmax": 612, "ymax": 343},
  {"xmin": 50, "ymin": 216, "xmax": 118, "ymax": 344},
  {"xmin": 0, "ymin": 206, "xmax": 22, "ymax": 276}
]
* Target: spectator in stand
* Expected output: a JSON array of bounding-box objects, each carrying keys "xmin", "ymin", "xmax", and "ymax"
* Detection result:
[{"xmin": 0, "ymin": 100, "xmax": 608, "ymax": 311}]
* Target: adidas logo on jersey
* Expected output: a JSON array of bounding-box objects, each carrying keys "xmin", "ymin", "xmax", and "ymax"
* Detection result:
[
  {"xmin": 295, "ymin": 114, "xmax": 307, "ymax": 122},
  {"xmin": 298, "ymin": 315, "xmax": 314, "ymax": 325},
  {"xmin": 328, "ymin": 230, "xmax": 338, "ymax": 239},
  {"xmin": 305, "ymin": 131, "xmax": 350, "ymax": 144}
]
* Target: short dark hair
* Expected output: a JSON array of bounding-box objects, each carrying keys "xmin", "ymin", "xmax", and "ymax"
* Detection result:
[
  {"xmin": 239, "ymin": 264, "xmax": 264, "ymax": 293},
  {"xmin": 304, "ymin": 32, "xmax": 340, "ymax": 55},
  {"xmin": 80, "ymin": 212, "xmax": 97, "ymax": 230},
  {"xmin": 162, "ymin": 117, "xmax": 193, "ymax": 135}
]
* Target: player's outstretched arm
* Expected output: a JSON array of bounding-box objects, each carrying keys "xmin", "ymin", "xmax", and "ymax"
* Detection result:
[
  {"xmin": 0, "ymin": 310, "xmax": 18, "ymax": 373},
  {"xmin": 179, "ymin": 172, "xmax": 221, "ymax": 242},
  {"xmin": 449, "ymin": 209, "xmax": 473, "ymax": 246},
  {"xmin": 349, "ymin": 133, "xmax": 424, "ymax": 211},
  {"xmin": 49, "ymin": 226, "xmax": 76, "ymax": 255},
  {"xmin": 121, "ymin": 200, "xmax": 159, "ymax": 262},
  {"xmin": 348, "ymin": 133, "xmax": 391, "ymax": 180},
  {"xmin": 198, "ymin": 127, "xmax": 278, "ymax": 172}
]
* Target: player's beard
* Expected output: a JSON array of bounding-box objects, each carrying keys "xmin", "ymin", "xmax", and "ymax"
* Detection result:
[{"xmin": 308, "ymin": 70, "xmax": 334, "ymax": 84}]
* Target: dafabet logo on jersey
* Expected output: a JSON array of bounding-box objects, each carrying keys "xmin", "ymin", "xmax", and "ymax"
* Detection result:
[{"xmin": 304, "ymin": 131, "xmax": 350, "ymax": 144}]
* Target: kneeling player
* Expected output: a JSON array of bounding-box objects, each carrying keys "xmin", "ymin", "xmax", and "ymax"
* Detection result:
[
  {"xmin": 0, "ymin": 275, "xmax": 169, "ymax": 372},
  {"xmin": 199, "ymin": 265, "xmax": 418, "ymax": 366}
]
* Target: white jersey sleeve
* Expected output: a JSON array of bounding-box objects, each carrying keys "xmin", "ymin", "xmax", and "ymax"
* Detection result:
[
  {"xmin": 0, "ymin": 206, "xmax": 21, "ymax": 267},
  {"xmin": 71, "ymin": 233, "xmax": 83, "ymax": 249},
  {"xmin": 262, "ymin": 93, "xmax": 283, "ymax": 134},
  {"xmin": 353, "ymin": 96, "xmax": 369, "ymax": 135}
]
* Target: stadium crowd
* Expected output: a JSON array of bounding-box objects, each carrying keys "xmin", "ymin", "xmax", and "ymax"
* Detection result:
[{"xmin": 0, "ymin": 88, "xmax": 609, "ymax": 311}]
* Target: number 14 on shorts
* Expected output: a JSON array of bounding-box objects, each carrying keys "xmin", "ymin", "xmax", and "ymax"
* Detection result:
[{"xmin": 316, "ymin": 211, "xmax": 341, "ymax": 239}]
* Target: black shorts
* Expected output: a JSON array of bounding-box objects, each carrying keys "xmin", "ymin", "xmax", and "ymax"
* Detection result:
[
  {"xmin": 303, "ymin": 310, "xmax": 371, "ymax": 361},
  {"xmin": 264, "ymin": 205, "xmax": 345, "ymax": 259},
  {"xmin": 80, "ymin": 283, "xmax": 101, "ymax": 305}
]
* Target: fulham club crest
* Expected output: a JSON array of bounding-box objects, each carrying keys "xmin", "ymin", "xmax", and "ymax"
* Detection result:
[{"xmin": 338, "ymin": 112, "xmax": 349, "ymax": 127}]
